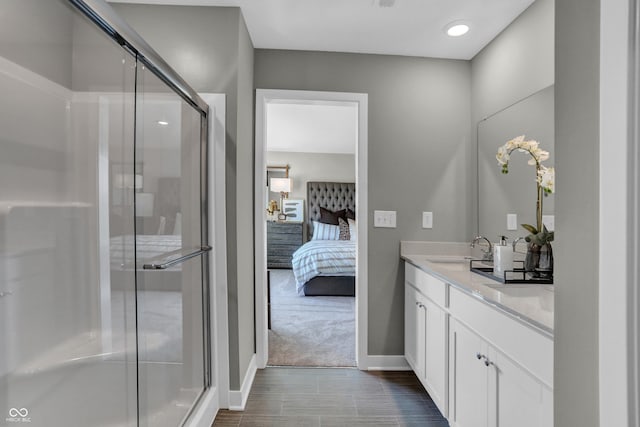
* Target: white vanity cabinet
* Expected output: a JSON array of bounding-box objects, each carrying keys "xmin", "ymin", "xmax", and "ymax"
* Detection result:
[
  {"xmin": 404, "ymin": 284, "xmax": 426, "ymax": 379},
  {"xmin": 403, "ymin": 260, "xmax": 553, "ymax": 427},
  {"xmin": 404, "ymin": 263, "xmax": 448, "ymax": 417},
  {"xmin": 448, "ymin": 319, "xmax": 489, "ymax": 427},
  {"xmin": 448, "ymin": 287, "xmax": 553, "ymax": 427}
]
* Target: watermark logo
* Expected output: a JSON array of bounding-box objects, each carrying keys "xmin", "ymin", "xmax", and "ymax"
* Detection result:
[{"xmin": 6, "ymin": 407, "xmax": 31, "ymax": 423}]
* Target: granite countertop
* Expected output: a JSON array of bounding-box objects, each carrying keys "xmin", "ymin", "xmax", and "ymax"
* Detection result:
[{"xmin": 401, "ymin": 241, "xmax": 554, "ymax": 337}]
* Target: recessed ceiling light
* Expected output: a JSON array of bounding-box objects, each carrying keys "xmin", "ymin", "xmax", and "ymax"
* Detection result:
[
  {"xmin": 445, "ymin": 22, "xmax": 470, "ymax": 37},
  {"xmin": 157, "ymin": 120, "xmax": 169, "ymax": 126},
  {"xmin": 377, "ymin": 0, "xmax": 396, "ymax": 7}
]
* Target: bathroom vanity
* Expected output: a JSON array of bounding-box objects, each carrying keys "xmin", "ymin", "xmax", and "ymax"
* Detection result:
[{"xmin": 401, "ymin": 241, "xmax": 553, "ymax": 427}]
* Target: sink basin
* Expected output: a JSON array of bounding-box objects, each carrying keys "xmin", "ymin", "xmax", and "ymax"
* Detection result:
[
  {"xmin": 430, "ymin": 262, "xmax": 468, "ymax": 272},
  {"xmin": 422, "ymin": 256, "xmax": 472, "ymax": 264},
  {"xmin": 421, "ymin": 256, "xmax": 472, "ymax": 272}
]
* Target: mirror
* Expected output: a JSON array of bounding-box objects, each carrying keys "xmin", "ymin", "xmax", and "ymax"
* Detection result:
[
  {"xmin": 266, "ymin": 164, "xmax": 289, "ymax": 213},
  {"xmin": 477, "ymin": 85, "xmax": 554, "ymax": 242}
]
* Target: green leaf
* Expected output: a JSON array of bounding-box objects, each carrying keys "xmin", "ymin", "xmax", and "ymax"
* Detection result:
[
  {"xmin": 521, "ymin": 224, "xmax": 538, "ymax": 235},
  {"xmin": 530, "ymin": 234, "xmax": 544, "ymax": 245},
  {"xmin": 539, "ymin": 225, "xmax": 554, "ymax": 243}
]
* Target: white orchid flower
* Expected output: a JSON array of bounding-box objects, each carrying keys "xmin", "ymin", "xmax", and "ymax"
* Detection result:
[
  {"xmin": 538, "ymin": 150, "xmax": 550, "ymax": 162},
  {"xmin": 496, "ymin": 146, "xmax": 510, "ymax": 165},
  {"xmin": 505, "ymin": 135, "xmax": 525, "ymax": 150},
  {"xmin": 497, "ymin": 135, "xmax": 555, "ymax": 236},
  {"xmin": 538, "ymin": 166, "xmax": 555, "ymax": 194}
]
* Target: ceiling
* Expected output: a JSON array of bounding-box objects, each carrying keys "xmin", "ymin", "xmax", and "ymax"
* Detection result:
[
  {"xmin": 109, "ymin": 0, "xmax": 536, "ymax": 154},
  {"xmin": 108, "ymin": 0, "xmax": 535, "ymax": 60},
  {"xmin": 266, "ymin": 101, "xmax": 357, "ymax": 154}
]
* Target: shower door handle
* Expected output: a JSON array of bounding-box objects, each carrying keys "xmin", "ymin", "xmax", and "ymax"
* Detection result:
[{"xmin": 143, "ymin": 246, "xmax": 212, "ymax": 270}]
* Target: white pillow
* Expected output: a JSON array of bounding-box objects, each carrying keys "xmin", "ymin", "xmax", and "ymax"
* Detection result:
[
  {"xmin": 312, "ymin": 220, "xmax": 340, "ymax": 240},
  {"xmin": 348, "ymin": 218, "xmax": 357, "ymax": 241}
]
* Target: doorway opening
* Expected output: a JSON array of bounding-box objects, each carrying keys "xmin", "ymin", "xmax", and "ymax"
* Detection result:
[{"xmin": 254, "ymin": 89, "xmax": 368, "ymax": 369}]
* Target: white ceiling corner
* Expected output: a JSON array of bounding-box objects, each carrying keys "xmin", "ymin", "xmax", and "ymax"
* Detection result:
[{"xmin": 107, "ymin": 0, "xmax": 536, "ymax": 60}]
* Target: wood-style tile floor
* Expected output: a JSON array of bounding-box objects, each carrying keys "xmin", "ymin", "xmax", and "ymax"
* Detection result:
[{"xmin": 212, "ymin": 367, "xmax": 449, "ymax": 426}]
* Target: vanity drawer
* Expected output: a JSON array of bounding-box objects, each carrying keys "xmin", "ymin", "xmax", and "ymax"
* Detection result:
[
  {"xmin": 449, "ymin": 286, "xmax": 553, "ymax": 388},
  {"xmin": 405, "ymin": 263, "xmax": 447, "ymax": 308}
]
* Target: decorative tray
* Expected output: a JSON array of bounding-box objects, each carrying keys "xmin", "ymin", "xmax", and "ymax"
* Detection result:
[{"xmin": 469, "ymin": 260, "xmax": 553, "ymax": 285}]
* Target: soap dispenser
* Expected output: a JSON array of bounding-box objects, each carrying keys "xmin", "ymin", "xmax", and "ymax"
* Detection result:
[{"xmin": 493, "ymin": 236, "xmax": 513, "ymax": 280}]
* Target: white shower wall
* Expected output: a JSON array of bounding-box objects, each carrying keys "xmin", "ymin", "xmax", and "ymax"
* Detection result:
[{"xmin": 0, "ymin": 57, "xmax": 105, "ymax": 380}]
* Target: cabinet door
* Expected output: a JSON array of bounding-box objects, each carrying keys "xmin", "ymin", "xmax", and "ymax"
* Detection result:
[
  {"xmin": 490, "ymin": 349, "xmax": 553, "ymax": 427},
  {"xmin": 424, "ymin": 297, "xmax": 447, "ymax": 417},
  {"xmin": 449, "ymin": 319, "xmax": 489, "ymax": 427},
  {"xmin": 404, "ymin": 285, "xmax": 425, "ymax": 379}
]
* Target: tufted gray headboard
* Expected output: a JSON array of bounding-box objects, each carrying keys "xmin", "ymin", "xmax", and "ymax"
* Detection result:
[{"xmin": 306, "ymin": 182, "xmax": 356, "ymax": 240}]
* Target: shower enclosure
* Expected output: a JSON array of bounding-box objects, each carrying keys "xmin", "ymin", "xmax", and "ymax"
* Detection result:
[{"xmin": 0, "ymin": 1, "xmax": 211, "ymax": 426}]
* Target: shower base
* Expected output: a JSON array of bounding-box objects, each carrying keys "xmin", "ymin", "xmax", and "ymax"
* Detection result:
[{"xmin": 2, "ymin": 358, "xmax": 201, "ymax": 427}]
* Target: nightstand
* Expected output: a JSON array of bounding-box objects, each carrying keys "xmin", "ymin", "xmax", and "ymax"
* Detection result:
[{"xmin": 266, "ymin": 221, "xmax": 303, "ymax": 269}]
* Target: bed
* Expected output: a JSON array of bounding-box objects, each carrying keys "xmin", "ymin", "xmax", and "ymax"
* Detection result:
[
  {"xmin": 291, "ymin": 182, "xmax": 356, "ymax": 296},
  {"xmin": 108, "ymin": 177, "xmax": 201, "ymax": 291},
  {"xmin": 109, "ymin": 234, "xmax": 185, "ymax": 291}
]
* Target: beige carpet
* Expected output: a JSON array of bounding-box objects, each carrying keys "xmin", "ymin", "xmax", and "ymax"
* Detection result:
[{"xmin": 268, "ymin": 270, "xmax": 356, "ymax": 367}]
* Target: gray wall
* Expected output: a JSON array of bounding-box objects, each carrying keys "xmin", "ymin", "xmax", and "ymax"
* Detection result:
[
  {"xmin": 266, "ymin": 151, "xmax": 356, "ymax": 201},
  {"xmin": 0, "ymin": 0, "xmax": 73, "ymax": 88},
  {"xmin": 473, "ymin": 0, "xmax": 602, "ymax": 423},
  {"xmin": 255, "ymin": 51, "xmax": 472, "ymax": 355},
  {"xmin": 470, "ymin": 0, "xmax": 555, "ymax": 236},
  {"xmin": 235, "ymin": 11, "xmax": 256, "ymax": 390},
  {"xmin": 555, "ymin": 0, "xmax": 600, "ymax": 425},
  {"xmin": 471, "ymin": 0, "xmax": 555, "ymax": 121},
  {"xmin": 112, "ymin": 4, "xmax": 255, "ymax": 390}
]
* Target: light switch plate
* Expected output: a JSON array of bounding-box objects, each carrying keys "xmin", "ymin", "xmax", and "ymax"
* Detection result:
[
  {"xmin": 422, "ymin": 211, "xmax": 433, "ymax": 229},
  {"xmin": 542, "ymin": 214, "xmax": 555, "ymax": 231},
  {"xmin": 374, "ymin": 210, "xmax": 397, "ymax": 228},
  {"xmin": 507, "ymin": 214, "xmax": 518, "ymax": 231}
]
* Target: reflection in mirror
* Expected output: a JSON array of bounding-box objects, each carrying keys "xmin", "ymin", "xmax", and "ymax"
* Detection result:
[
  {"xmin": 266, "ymin": 164, "xmax": 289, "ymax": 211},
  {"xmin": 477, "ymin": 85, "xmax": 554, "ymax": 243}
]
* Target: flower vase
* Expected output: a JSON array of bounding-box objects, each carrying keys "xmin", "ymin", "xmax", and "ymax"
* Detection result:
[{"xmin": 524, "ymin": 242, "xmax": 553, "ymax": 279}]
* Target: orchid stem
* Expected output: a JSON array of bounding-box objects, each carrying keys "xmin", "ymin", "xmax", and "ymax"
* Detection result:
[{"xmin": 536, "ymin": 183, "xmax": 543, "ymax": 233}]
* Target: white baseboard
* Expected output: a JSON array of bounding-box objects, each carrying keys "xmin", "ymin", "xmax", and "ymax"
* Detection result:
[
  {"xmin": 185, "ymin": 386, "xmax": 219, "ymax": 427},
  {"xmin": 366, "ymin": 355, "xmax": 411, "ymax": 371},
  {"xmin": 228, "ymin": 354, "xmax": 258, "ymax": 411}
]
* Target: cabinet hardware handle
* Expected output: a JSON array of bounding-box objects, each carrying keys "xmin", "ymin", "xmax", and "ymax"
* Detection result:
[{"xmin": 476, "ymin": 353, "xmax": 493, "ymax": 366}]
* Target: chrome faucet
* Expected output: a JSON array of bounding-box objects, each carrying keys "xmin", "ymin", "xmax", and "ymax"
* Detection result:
[
  {"xmin": 512, "ymin": 236, "xmax": 525, "ymax": 252},
  {"xmin": 470, "ymin": 235, "xmax": 493, "ymax": 262}
]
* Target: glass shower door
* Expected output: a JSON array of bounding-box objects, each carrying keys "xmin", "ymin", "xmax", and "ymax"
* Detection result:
[
  {"xmin": 134, "ymin": 65, "xmax": 208, "ymax": 426},
  {"xmin": 0, "ymin": 1, "xmax": 138, "ymax": 426},
  {"xmin": 1, "ymin": 2, "xmax": 210, "ymax": 426}
]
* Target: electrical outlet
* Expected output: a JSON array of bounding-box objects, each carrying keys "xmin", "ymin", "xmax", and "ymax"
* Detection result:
[
  {"xmin": 422, "ymin": 211, "xmax": 433, "ymax": 229},
  {"xmin": 374, "ymin": 210, "xmax": 397, "ymax": 228},
  {"xmin": 507, "ymin": 214, "xmax": 518, "ymax": 230}
]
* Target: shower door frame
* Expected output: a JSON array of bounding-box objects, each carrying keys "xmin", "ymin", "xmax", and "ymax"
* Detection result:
[{"xmin": 68, "ymin": 0, "xmax": 216, "ymax": 424}]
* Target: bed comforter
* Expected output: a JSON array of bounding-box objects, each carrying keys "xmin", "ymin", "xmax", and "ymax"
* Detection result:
[{"xmin": 291, "ymin": 240, "xmax": 356, "ymax": 294}]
